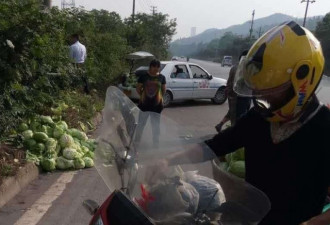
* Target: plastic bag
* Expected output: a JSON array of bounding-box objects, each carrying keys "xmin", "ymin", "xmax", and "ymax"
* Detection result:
[
  {"xmin": 183, "ymin": 171, "xmax": 226, "ymax": 212},
  {"xmin": 145, "ymin": 176, "xmax": 199, "ymax": 220}
]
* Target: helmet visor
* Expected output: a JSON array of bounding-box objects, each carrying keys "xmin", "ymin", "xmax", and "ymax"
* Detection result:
[
  {"xmin": 234, "ymin": 56, "xmax": 293, "ymax": 98},
  {"xmin": 233, "ymin": 56, "xmax": 295, "ymax": 114}
]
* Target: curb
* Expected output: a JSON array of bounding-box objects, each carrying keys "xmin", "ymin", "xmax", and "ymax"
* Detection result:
[{"xmin": 0, "ymin": 162, "xmax": 39, "ymax": 208}]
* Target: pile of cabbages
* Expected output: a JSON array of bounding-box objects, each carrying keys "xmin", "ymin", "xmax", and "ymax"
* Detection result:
[{"xmin": 19, "ymin": 115, "xmax": 96, "ymax": 172}]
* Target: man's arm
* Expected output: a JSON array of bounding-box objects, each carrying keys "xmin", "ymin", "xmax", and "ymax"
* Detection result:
[
  {"xmin": 161, "ymin": 75, "xmax": 166, "ymax": 96},
  {"xmin": 161, "ymin": 84, "xmax": 166, "ymax": 96},
  {"xmin": 69, "ymin": 46, "xmax": 75, "ymax": 60},
  {"xmin": 146, "ymin": 124, "xmax": 245, "ymax": 184},
  {"xmin": 169, "ymin": 111, "xmax": 250, "ymax": 164}
]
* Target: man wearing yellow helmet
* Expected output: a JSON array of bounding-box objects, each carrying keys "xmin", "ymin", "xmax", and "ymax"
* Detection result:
[{"xmin": 148, "ymin": 21, "xmax": 330, "ymax": 224}]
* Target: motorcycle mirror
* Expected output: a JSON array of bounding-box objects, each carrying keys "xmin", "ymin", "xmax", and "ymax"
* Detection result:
[{"xmin": 83, "ymin": 199, "xmax": 100, "ymax": 215}]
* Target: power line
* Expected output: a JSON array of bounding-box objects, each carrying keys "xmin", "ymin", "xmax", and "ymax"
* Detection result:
[{"xmin": 301, "ymin": 0, "xmax": 316, "ymax": 27}]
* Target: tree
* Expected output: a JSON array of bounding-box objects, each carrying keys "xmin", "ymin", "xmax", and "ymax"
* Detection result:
[
  {"xmin": 125, "ymin": 13, "xmax": 177, "ymax": 59},
  {"xmin": 315, "ymin": 13, "xmax": 330, "ymax": 74}
]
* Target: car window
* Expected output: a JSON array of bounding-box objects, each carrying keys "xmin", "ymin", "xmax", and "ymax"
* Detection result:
[
  {"xmin": 170, "ymin": 65, "xmax": 190, "ymax": 79},
  {"xmin": 189, "ymin": 65, "xmax": 208, "ymax": 79}
]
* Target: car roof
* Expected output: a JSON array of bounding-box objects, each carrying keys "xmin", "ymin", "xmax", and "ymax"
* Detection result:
[{"xmin": 161, "ymin": 61, "xmax": 198, "ymax": 66}]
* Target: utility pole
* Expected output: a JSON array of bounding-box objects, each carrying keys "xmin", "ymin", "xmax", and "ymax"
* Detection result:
[
  {"xmin": 249, "ymin": 10, "xmax": 255, "ymax": 40},
  {"xmin": 151, "ymin": 6, "xmax": 157, "ymax": 15},
  {"xmin": 301, "ymin": 0, "xmax": 316, "ymax": 27},
  {"xmin": 132, "ymin": 0, "xmax": 136, "ymax": 23}
]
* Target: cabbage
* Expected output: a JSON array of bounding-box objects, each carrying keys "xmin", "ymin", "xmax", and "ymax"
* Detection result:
[
  {"xmin": 73, "ymin": 138, "xmax": 82, "ymax": 148},
  {"xmin": 84, "ymin": 151, "xmax": 94, "ymax": 159},
  {"xmin": 59, "ymin": 134, "xmax": 74, "ymax": 148},
  {"xmin": 40, "ymin": 116, "xmax": 54, "ymax": 125},
  {"xmin": 70, "ymin": 143, "xmax": 81, "ymax": 153},
  {"xmin": 231, "ymin": 148, "xmax": 245, "ymax": 161},
  {"xmin": 69, "ymin": 128, "xmax": 88, "ymax": 141},
  {"xmin": 87, "ymin": 139, "xmax": 96, "ymax": 151},
  {"xmin": 30, "ymin": 121, "xmax": 41, "ymax": 132},
  {"xmin": 46, "ymin": 127, "xmax": 53, "ymax": 137},
  {"xmin": 55, "ymin": 144, "xmax": 61, "ymax": 154},
  {"xmin": 53, "ymin": 126, "xmax": 64, "ymax": 139},
  {"xmin": 26, "ymin": 151, "xmax": 41, "ymax": 165},
  {"xmin": 32, "ymin": 143, "xmax": 45, "ymax": 154},
  {"xmin": 24, "ymin": 139, "xmax": 37, "ymax": 149},
  {"xmin": 56, "ymin": 121, "xmax": 68, "ymax": 130},
  {"xmin": 46, "ymin": 138, "xmax": 57, "ymax": 147},
  {"xmin": 22, "ymin": 130, "xmax": 33, "ymax": 140},
  {"xmin": 228, "ymin": 161, "xmax": 245, "ymax": 178},
  {"xmin": 41, "ymin": 125, "xmax": 54, "ymax": 137},
  {"xmin": 81, "ymin": 139, "xmax": 96, "ymax": 152},
  {"xmin": 83, "ymin": 157, "xmax": 94, "ymax": 168},
  {"xmin": 74, "ymin": 158, "xmax": 85, "ymax": 169},
  {"xmin": 19, "ymin": 123, "xmax": 29, "ymax": 132},
  {"xmin": 46, "ymin": 138, "xmax": 57, "ymax": 154},
  {"xmin": 63, "ymin": 148, "xmax": 78, "ymax": 160},
  {"xmin": 33, "ymin": 132, "xmax": 49, "ymax": 143},
  {"xmin": 56, "ymin": 156, "xmax": 74, "ymax": 170},
  {"xmin": 40, "ymin": 158, "xmax": 56, "ymax": 172},
  {"xmin": 81, "ymin": 146, "xmax": 89, "ymax": 154}
]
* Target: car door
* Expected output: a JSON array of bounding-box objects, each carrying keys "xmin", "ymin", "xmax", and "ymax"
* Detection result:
[
  {"xmin": 168, "ymin": 64, "xmax": 193, "ymax": 100},
  {"xmin": 189, "ymin": 65, "xmax": 212, "ymax": 98}
]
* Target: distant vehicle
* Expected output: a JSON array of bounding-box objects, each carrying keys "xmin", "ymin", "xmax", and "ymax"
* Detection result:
[
  {"xmin": 171, "ymin": 56, "xmax": 179, "ymax": 61},
  {"xmin": 222, "ymin": 56, "xmax": 233, "ymax": 67},
  {"xmin": 180, "ymin": 56, "xmax": 185, "ymax": 58},
  {"xmin": 119, "ymin": 61, "xmax": 227, "ymax": 107}
]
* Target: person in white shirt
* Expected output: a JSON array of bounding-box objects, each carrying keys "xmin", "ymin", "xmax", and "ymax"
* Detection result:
[
  {"xmin": 70, "ymin": 34, "xmax": 87, "ymax": 64},
  {"xmin": 69, "ymin": 34, "xmax": 89, "ymax": 94}
]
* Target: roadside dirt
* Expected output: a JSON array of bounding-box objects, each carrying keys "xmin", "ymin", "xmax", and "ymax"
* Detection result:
[{"xmin": 0, "ymin": 144, "xmax": 26, "ymax": 185}]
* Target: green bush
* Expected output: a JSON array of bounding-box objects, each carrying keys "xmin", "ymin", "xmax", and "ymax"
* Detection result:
[{"xmin": 0, "ymin": 0, "xmax": 176, "ymax": 138}]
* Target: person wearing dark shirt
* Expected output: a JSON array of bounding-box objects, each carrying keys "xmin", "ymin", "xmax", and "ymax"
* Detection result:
[
  {"xmin": 135, "ymin": 59, "xmax": 166, "ymax": 148},
  {"xmin": 216, "ymin": 50, "xmax": 251, "ymax": 132},
  {"xmin": 147, "ymin": 22, "xmax": 330, "ymax": 224}
]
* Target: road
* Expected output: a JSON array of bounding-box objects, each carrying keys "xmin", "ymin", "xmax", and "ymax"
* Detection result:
[{"xmin": 0, "ymin": 59, "xmax": 230, "ymax": 225}]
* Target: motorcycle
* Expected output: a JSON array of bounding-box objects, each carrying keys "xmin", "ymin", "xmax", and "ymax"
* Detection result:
[{"xmin": 83, "ymin": 86, "xmax": 271, "ymax": 225}]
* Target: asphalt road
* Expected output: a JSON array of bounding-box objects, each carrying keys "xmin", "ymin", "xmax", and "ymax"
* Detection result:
[{"xmin": 0, "ymin": 59, "xmax": 230, "ymax": 225}]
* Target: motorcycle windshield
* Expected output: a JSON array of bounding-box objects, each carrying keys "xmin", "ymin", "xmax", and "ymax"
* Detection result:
[{"xmin": 95, "ymin": 86, "xmax": 271, "ymax": 225}]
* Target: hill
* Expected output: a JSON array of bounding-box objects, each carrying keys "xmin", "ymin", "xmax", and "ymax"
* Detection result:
[{"xmin": 170, "ymin": 13, "xmax": 323, "ymax": 57}]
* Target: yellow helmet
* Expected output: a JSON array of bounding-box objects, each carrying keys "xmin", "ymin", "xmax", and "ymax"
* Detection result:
[{"xmin": 234, "ymin": 21, "xmax": 325, "ymax": 122}]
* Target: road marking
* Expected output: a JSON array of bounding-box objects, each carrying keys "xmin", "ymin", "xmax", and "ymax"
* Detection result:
[{"xmin": 14, "ymin": 172, "xmax": 76, "ymax": 225}]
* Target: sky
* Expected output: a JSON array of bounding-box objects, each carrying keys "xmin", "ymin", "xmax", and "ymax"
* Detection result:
[{"xmin": 53, "ymin": 0, "xmax": 330, "ymax": 39}]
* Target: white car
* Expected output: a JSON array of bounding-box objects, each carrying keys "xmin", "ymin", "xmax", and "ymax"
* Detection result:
[{"xmin": 119, "ymin": 61, "xmax": 227, "ymax": 107}]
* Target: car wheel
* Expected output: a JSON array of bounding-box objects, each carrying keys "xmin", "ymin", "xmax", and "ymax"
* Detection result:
[
  {"xmin": 212, "ymin": 87, "xmax": 227, "ymax": 105},
  {"xmin": 163, "ymin": 91, "xmax": 172, "ymax": 107}
]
